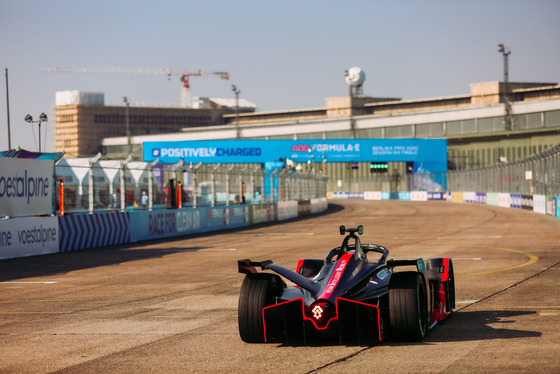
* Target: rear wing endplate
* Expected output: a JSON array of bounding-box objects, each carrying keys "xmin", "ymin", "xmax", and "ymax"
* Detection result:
[{"xmin": 387, "ymin": 258, "xmax": 427, "ymax": 276}]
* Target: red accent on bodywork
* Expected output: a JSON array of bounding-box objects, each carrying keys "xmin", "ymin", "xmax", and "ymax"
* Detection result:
[
  {"xmin": 431, "ymin": 282, "xmax": 446, "ymax": 323},
  {"xmin": 296, "ymin": 259, "xmax": 305, "ymax": 275},
  {"xmin": 318, "ymin": 253, "xmax": 353, "ymax": 300},
  {"xmin": 441, "ymin": 258, "xmax": 449, "ymax": 282},
  {"xmin": 431, "ymin": 258, "xmax": 452, "ymax": 324}
]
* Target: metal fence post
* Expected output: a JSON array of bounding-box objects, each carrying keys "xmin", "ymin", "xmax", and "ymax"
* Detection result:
[
  {"xmin": 261, "ymin": 168, "xmax": 268, "ymax": 203},
  {"xmin": 148, "ymin": 158, "xmax": 159, "ymax": 210},
  {"xmin": 192, "ymin": 162, "xmax": 203, "ymax": 208},
  {"xmin": 211, "ymin": 164, "xmax": 221, "ymax": 207},
  {"xmin": 120, "ymin": 155, "xmax": 133, "ymax": 212},
  {"xmin": 270, "ymin": 170, "xmax": 276, "ymax": 202},
  {"xmin": 225, "ymin": 165, "xmax": 235, "ymax": 206},
  {"xmin": 239, "ymin": 166, "xmax": 247, "ymax": 204},
  {"xmin": 88, "ymin": 153, "xmax": 102, "ymax": 214}
]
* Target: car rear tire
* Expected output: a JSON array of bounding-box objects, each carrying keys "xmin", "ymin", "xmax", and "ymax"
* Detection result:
[
  {"xmin": 389, "ymin": 271, "xmax": 429, "ymax": 341},
  {"xmin": 238, "ymin": 273, "xmax": 281, "ymax": 343}
]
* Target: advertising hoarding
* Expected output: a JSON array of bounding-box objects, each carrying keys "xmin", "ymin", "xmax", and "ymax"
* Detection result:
[
  {"xmin": 143, "ymin": 139, "xmax": 447, "ymax": 173},
  {"xmin": 0, "ymin": 158, "xmax": 54, "ymax": 217},
  {"xmin": 0, "ymin": 216, "xmax": 59, "ymax": 259},
  {"xmin": 130, "ymin": 206, "xmax": 249, "ymax": 242}
]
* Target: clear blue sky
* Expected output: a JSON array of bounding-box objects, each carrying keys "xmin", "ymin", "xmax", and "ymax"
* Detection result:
[{"xmin": 1, "ymin": 0, "xmax": 559, "ymax": 152}]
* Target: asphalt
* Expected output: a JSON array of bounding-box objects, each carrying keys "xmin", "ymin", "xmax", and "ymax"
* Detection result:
[{"xmin": 1, "ymin": 200, "xmax": 559, "ymax": 373}]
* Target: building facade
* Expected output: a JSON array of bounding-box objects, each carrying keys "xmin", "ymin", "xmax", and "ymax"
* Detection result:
[
  {"xmin": 100, "ymin": 81, "xmax": 560, "ymax": 170},
  {"xmin": 55, "ymin": 82, "xmax": 560, "ymax": 189},
  {"xmin": 53, "ymin": 92, "xmax": 256, "ymax": 158}
]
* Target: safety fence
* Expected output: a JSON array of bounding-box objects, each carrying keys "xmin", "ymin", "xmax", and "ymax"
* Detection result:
[
  {"xmin": 327, "ymin": 143, "xmax": 560, "ymax": 220},
  {"xmin": 447, "ymin": 143, "xmax": 560, "ymax": 196},
  {"xmin": 54, "ymin": 160, "xmax": 328, "ymax": 215}
]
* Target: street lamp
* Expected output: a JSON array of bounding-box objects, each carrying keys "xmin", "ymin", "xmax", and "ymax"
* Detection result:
[
  {"xmin": 123, "ymin": 96, "xmax": 132, "ymax": 155},
  {"xmin": 498, "ymin": 43, "xmax": 512, "ymax": 131},
  {"xmin": 24, "ymin": 112, "xmax": 48, "ymax": 152},
  {"xmin": 232, "ymin": 85, "xmax": 241, "ymax": 138}
]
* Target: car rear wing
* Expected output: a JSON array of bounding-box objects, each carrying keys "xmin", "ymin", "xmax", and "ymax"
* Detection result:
[
  {"xmin": 238, "ymin": 258, "xmax": 321, "ymax": 295},
  {"xmin": 238, "ymin": 259, "xmax": 273, "ymax": 274}
]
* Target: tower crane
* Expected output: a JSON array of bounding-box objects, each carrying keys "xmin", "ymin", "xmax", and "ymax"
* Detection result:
[{"xmin": 41, "ymin": 67, "xmax": 230, "ymax": 108}]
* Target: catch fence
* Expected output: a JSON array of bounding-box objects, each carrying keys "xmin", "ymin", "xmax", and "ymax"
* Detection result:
[
  {"xmin": 324, "ymin": 143, "xmax": 559, "ymax": 196},
  {"xmin": 447, "ymin": 142, "xmax": 560, "ymax": 196},
  {"xmin": 54, "ymin": 160, "xmax": 328, "ymax": 214}
]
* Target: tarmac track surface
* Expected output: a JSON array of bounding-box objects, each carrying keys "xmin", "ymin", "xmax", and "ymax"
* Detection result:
[{"xmin": 1, "ymin": 200, "xmax": 559, "ymax": 373}]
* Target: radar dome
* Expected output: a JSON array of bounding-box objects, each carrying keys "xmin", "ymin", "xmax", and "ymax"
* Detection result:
[{"xmin": 345, "ymin": 67, "xmax": 365, "ymax": 87}]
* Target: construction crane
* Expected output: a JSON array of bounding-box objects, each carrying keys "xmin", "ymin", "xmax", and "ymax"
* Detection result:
[{"xmin": 41, "ymin": 67, "xmax": 230, "ymax": 108}]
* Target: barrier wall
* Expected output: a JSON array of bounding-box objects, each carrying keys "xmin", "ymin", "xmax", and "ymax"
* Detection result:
[
  {"xmin": 277, "ymin": 201, "xmax": 299, "ymax": 221},
  {"xmin": 331, "ymin": 190, "xmax": 560, "ymax": 219},
  {"xmin": 0, "ymin": 216, "xmax": 60, "ymax": 260},
  {"xmin": 298, "ymin": 200, "xmax": 312, "ymax": 216},
  {"xmin": 59, "ymin": 212, "xmax": 130, "ymax": 252},
  {"xmin": 7, "ymin": 190, "xmax": 558, "ymax": 259},
  {"xmin": 310, "ymin": 198, "xmax": 328, "ymax": 214},
  {"xmin": 130, "ymin": 205, "xmax": 250, "ymax": 242},
  {"xmin": 0, "ymin": 198, "xmax": 329, "ymax": 259},
  {"xmin": 249, "ymin": 203, "xmax": 276, "ymax": 225},
  {"xmin": 0, "ymin": 158, "xmax": 55, "ymax": 217}
]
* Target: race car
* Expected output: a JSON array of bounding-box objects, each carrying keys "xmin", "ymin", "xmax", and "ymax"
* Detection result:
[{"xmin": 237, "ymin": 225, "xmax": 455, "ymax": 345}]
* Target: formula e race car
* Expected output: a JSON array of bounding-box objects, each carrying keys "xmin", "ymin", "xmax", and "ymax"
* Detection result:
[{"xmin": 237, "ymin": 225, "xmax": 455, "ymax": 345}]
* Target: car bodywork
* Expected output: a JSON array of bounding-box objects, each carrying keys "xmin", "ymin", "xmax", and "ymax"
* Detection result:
[{"xmin": 237, "ymin": 225, "xmax": 455, "ymax": 345}]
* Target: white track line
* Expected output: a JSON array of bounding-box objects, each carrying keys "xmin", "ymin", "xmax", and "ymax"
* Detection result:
[{"xmin": 0, "ymin": 281, "xmax": 58, "ymax": 284}]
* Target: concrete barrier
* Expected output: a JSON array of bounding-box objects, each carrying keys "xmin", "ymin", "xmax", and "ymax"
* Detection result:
[
  {"xmin": 298, "ymin": 200, "xmax": 311, "ymax": 216},
  {"xmin": 310, "ymin": 197, "xmax": 328, "ymax": 214},
  {"xmin": 533, "ymin": 195, "xmax": 546, "ymax": 214},
  {"xmin": 277, "ymin": 201, "xmax": 298, "ymax": 221}
]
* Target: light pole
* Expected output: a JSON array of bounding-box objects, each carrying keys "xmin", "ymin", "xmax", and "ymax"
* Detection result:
[
  {"xmin": 232, "ymin": 85, "xmax": 241, "ymax": 138},
  {"xmin": 24, "ymin": 112, "xmax": 48, "ymax": 152},
  {"xmin": 5, "ymin": 68, "xmax": 11, "ymax": 149},
  {"xmin": 498, "ymin": 44, "xmax": 512, "ymax": 131},
  {"xmin": 123, "ymin": 96, "xmax": 132, "ymax": 155}
]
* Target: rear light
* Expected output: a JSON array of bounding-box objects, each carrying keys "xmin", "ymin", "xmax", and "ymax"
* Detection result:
[
  {"xmin": 308, "ymin": 301, "xmax": 334, "ymax": 328},
  {"xmin": 312, "ymin": 304, "xmax": 325, "ymax": 320}
]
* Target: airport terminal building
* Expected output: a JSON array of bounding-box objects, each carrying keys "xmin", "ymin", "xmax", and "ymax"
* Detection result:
[{"xmin": 54, "ymin": 81, "xmax": 560, "ymax": 191}]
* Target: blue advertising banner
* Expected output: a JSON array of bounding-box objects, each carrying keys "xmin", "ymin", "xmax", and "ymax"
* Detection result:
[
  {"xmin": 143, "ymin": 139, "xmax": 447, "ymax": 173},
  {"xmin": 129, "ymin": 206, "xmax": 249, "ymax": 242},
  {"xmin": 398, "ymin": 192, "xmax": 411, "ymax": 201}
]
